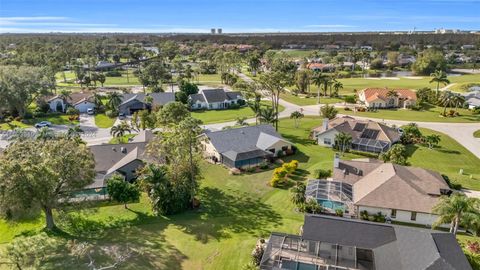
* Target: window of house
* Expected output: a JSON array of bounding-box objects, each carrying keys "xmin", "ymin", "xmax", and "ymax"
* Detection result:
[
  {"xmin": 391, "ymin": 209, "xmax": 397, "ymax": 218},
  {"xmin": 281, "ymin": 146, "xmax": 288, "ymax": 151},
  {"xmin": 410, "ymin": 212, "xmax": 417, "ymax": 221},
  {"xmin": 324, "ymin": 138, "xmax": 332, "ymax": 145}
]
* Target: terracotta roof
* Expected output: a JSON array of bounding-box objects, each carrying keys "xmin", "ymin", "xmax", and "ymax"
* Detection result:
[{"xmin": 361, "ymin": 88, "xmax": 417, "ymax": 102}]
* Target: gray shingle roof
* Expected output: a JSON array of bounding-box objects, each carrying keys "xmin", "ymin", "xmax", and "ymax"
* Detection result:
[
  {"xmin": 89, "ymin": 142, "xmax": 148, "ymax": 173},
  {"xmin": 190, "ymin": 93, "xmax": 205, "ymax": 103},
  {"xmin": 201, "ymin": 89, "xmax": 229, "ymax": 103},
  {"xmin": 301, "ymin": 215, "xmax": 472, "ymax": 270},
  {"xmin": 120, "ymin": 93, "xmax": 175, "ymax": 107},
  {"xmin": 204, "ymin": 125, "xmax": 289, "ymax": 161}
]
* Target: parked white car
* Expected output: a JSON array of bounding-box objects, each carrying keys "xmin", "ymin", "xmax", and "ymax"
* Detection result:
[{"xmin": 34, "ymin": 121, "xmax": 52, "ymax": 128}]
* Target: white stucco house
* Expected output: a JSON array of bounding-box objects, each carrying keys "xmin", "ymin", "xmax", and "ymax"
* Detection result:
[
  {"xmin": 189, "ymin": 89, "xmax": 244, "ymax": 110},
  {"xmin": 47, "ymin": 92, "xmax": 96, "ymax": 113},
  {"xmin": 358, "ymin": 88, "xmax": 417, "ymax": 109}
]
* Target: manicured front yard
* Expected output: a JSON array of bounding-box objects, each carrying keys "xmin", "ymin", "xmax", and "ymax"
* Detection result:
[
  {"xmin": 0, "ymin": 115, "xmax": 79, "ymax": 130},
  {"xmin": 1, "ymin": 116, "xmax": 478, "ymax": 269},
  {"xmin": 94, "ymin": 114, "xmax": 116, "ymax": 128},
  {"xmin": 340, "ymin": 107, "xmax": 480, "ymax": 123},
  {"xmin": 191, "ymin": 102, "xmax": 285, "ymax": 124}
]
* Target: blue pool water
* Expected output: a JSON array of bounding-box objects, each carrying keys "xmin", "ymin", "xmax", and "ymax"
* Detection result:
[{"xmin": 318, "ymin": 199, "xmax": 346, "ymax": 211}]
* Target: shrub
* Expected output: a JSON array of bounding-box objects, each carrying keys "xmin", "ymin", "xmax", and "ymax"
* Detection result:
[
  {"xmin": 23, "ymin": 111, "xmax": 33, "ymax": 119},
  {"xmin": 68, "ymin": 114, "xmax": 79, "ymax": 121},
  {"xmin": 343, "ymin": 95, "xmax": 356, "ymax": 104},
  {"xmin": 32, "ymin": 110, "xmax": 46, "ymax": 118},
  {"xmin": 282, "ymin": 162, "xmax": 297, "ymax": 175},
  {"xmin": 105, "ymin": 110, "xmax": 118, "ymax": 118},
  {"xmin": 360, "ymin": 210, "xmax": 369, "ymax": 220},
  {"xmin": 356, "ymin": 107, "xmax": 366, "ymax": 112},
  {"xmin": 66, "ymin": 107, "xmax": 79, "ymax": 115},
  {"xmin": 314, "ymin": 169, "xmax": 332, "ymax": 179},
  {"xmin": 467, "ymin": 241, "xmax": 480, "ymax": 254},
  {"xmin": 245, "ymin": 167, "xmax": 256, "ymax": 173},
  {"xmin": 273, "ymin": 167, "xmax": 287, "ymax": 178},
  {"xmin": 290, "ymin": 160, "xmax": 299, "ymax": 170},
  {"xmin": 237, "ymin": 99, "xmax": 246, "ymax": 106},
  {"xmin": 374, "ymin": 212, "xmax": 386, "ymax": 223},
  {"xmin": 259, "ymin": 162, "xmax": 269, "ymax": 170},
  {"xmin": 302, "ymin": 198, "xmax": 322, "ymax": 214},
  {"xmin": 335, "ymin": 209, "xmax": 344, "ymax": 217},
  {"xmin": 270, "ymin": 176, "xmax": 283, "ymax": 187},
  {"xmin": 276, "ymin": 149, "xmax": 284, "ymax": 158},
  {"xmin": 251, "ymin": 243, "xmax": 265, "ymax": 266},
  {"xmin": 344, "ymin": 107, "xmax": 351, "ymax": 111}
]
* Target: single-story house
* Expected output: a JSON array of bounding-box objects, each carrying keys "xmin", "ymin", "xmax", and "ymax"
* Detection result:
[
  {"xmin": 305, "ymin": 63, "xmax": 335, "ymax": 72},
  {"xmin": 47, "ymin": 92, "xmax": 96, "ymax": 113},
  {"xmin": 118, "ymin": 93, "xmax": 175, "ymax": 115},
  {"xmin": 189, "ymin": 89, "xmax": 244, "ymax": 110},
  {"xmin": 86, "ymin": 129, "xmax": 156, "ymax": 191},
  {"xmin": 464, "ymin": 90, "xmax": 480, "ymax": 109},
  {"xmin": 306, "ymin": 156, "xmax": 452, "ymax": 226},
  {"xmin": 200, "ymin": 124, "xmax": 293, "ymax": 168},
  {"xmin": 358, "ymin": 88, "xmax": 417, "ymax": 108},
  {"xmin": 260, "ymin": 215, "xmax": 472, "ymax": 270},
  {"xmin": 312, "ymin": 116, "xmax": 401, "ymax": 153}
]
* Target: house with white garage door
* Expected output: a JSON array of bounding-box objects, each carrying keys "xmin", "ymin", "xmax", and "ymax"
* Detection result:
[{"xmin": 47, "ymin": 92, "xmax": 96, "ymax": 113}]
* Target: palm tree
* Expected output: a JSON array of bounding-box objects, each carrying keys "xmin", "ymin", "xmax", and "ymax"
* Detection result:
[
  {"xmin": 107, "ymin": 92, "xmax": 123, "ymax": 111},
  {"xmin": 93, "ymin": 92, "xmax": 104, "ymax": 111},
  {"xmin": 290, "ymin": 111, "xmax": 304, "ymax": 128},
  {"xmin": 258, "ymin": 107, "xmax": 277, "ymax": 124},
  {"xmin": 36, "ymin": 127, "xmax": 55, "ymax": 141},
  {"xmin": 110, "ymin": 121, "xmax": 132, "ymax": 138},
  {"xmin": 311, "ymin": 72, "xmax": 329, "ymax": 104},
  {"xmin": 423, "ymin": 134, "xmax": 441, "ymax": 149},
  {"xmin": 58, "ymin": 89, "xmax": 71, "ymax": 101},
  {"xmin": 333, "ymin": 81, "xmax": 343, "ymax": 97},
  {"xmin": 248, "ymin": 95, "xmax": 262, "ymax": 125},
  {"xmin": 386, "ymin": 89, "xmax": 399, "ymax": 107},
  {"xmin": 334, "ymin": 132, "xmax": 352, "ymax": 155},
  {"xmin": 433, "ymin": 193, "xmax": 479, "ymax": 235},
  {"xmin": 452, "ymin": 94, "xmax": 465, "ymax": 113},
  {"xmin": 290, "ymin": 182, "xmax": 306, "ymax": 207},
  {"xmin": 430, "ymin": 70, "xmax": 450, "ymax": 96},
  {"xmin": 439, "ymin": 91, "xmax": 456, "ymax": 115},
  {"xmin": 66, "ymin": 125, "xmax": 84, "ymax": 140}
]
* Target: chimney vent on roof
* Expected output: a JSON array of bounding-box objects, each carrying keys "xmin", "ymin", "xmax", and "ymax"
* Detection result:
[
  {"xmin": 322, "ymin": 118, "xmax": 329, "ymax": 131},
  {"xmin": 121, "ymin": 147, "xmax": 127, "ymax": 153}
]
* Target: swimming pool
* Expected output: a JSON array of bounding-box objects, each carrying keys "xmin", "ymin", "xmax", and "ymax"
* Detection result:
[{"xmin": 318, "ymin": 199, "xmax": 346, "ymax": 211}]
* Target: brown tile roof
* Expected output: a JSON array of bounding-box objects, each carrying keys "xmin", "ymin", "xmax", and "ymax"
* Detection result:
[
  {"xmin": 46, "ymin": 92, "xmax": 94, "ymax": 105},
  {"xmin": 335, "ymin": 160, "xmax": 450, "ymax": 213},
  {"xmin": 362, "ymin": 88, "xmax": 417, "ymax": 102}
]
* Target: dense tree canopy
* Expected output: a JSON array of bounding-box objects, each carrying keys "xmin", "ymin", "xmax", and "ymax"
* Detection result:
[{"xmin": 0, "ymin": 139, "xmax": 95, "ymax": 229}]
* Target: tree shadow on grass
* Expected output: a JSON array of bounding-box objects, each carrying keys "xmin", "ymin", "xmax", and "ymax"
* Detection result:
[
  {"xmin": 172, "ymin": 187, "xmax": 282, "ymax": 244},
  {"xmin": 435, "ymin": 148, "xmax": 461, "ymax": 155},
  {"xmin": 282, "ymin": 134, "xmax": 315, "ymax": 147},
  {"xmin": 404, "ymin": 144, "xmax": 418, "ymax": 159},
  {"xmin": 283, "ymin": 150, "xmax": 310, "ymax": 164}
]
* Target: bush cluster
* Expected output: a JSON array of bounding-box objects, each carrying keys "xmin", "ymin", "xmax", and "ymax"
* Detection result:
[{"xmin": 270, "ymin": 160, "xmax": 299, "ymax": 187}]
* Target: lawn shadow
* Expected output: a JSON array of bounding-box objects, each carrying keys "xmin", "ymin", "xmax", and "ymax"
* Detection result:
[
  {"xmin": 282, "ymin": 134, "xmax": 315, "ymax": 146},
  {"xmin": 404, "ymin": 144, "xmax": 418, "ymax": 159},
  {"xmin": 283, "ymin": 150, "xmax": 310, "ymax": 164},
  {"xmin": 436, "ymin": 148, "xmax": 461, "ymax": 155},
  {"xmin": 172, "ymin": 186, "xmax": 282, "ymax": 244}
]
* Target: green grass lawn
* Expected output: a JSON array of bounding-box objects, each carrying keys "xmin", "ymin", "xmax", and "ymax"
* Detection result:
[
  {"xmin": 108, "ymin": 134, "xmax": 136, "ymax": 144},
  {"xmin": 1, "ymin": 116, "xmax": 478, "ymax": 269},
  {"xmin": 191, "ymin": 102, "xmax": 285, "ymax": 124},
  {"xmin": 474, "ymin": 130, "xmax": 480, "ymax": 138},
  {"xmin": 0, "ymin": 115, "xmax": 79, "ymax": 130},
  {"xmin": 269, "ymin": 49, "xmax": 317, "ymax": 59},
  {"xmin": 56, "ymin": 70, "xmax": 141, "ymax": 87},
  {"xmin": 405, "ymin": 128, "xmax": 480, "ymax": 190},
  {"xmin": 340, "ymin": 107, "xmax": 480, "ymax": 123},
  {"xmin": 280, "ymin": 92, "xmax": 344, "ymax": 106},
  {"xmin": 94, "ymin": 114, "xmax": 116, "ymax": 128}
]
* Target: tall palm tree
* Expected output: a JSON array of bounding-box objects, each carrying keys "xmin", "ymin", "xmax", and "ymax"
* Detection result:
[
  {"xmin": 107, "ymin": 92, "xmax": 123, "ymax": 111},
  {"xmin": 290, "ymin": 182, "xmax": 306, "ymax": 207},
  {"xmin": 93, "ymin": 92, "xmax": 104, "ymax": 111},
  {"xmin": 439, "ymin": 91, "xmax": 456, "ymax": 115},
  {"xmin": 334, "ymin": 132, "xmax": 352, "ymax": 155},
  {"xmin": 311, "ymin": 72, "xmax": 329, "ymax": 104},
  {"xmin": 430, "ymin": 70, "xmax": 450, "ymax": 96},
  {"xmin": 433, "ymin": 193, "xmax": 479, "ymax": 235},
  {"xmin": 110, "ymin": 121, "xmax": 132, "ymax": 138},
  {"xmin": 290, "ymin": 111, "xmax": 304, "ymax": 128},
  {"xmin": 386, "ymin": 89, "xmax": 399, "ymax": 107},
  {"xmin": 452, "ymin": 94, "xmax": 466, "ymax": 113}
]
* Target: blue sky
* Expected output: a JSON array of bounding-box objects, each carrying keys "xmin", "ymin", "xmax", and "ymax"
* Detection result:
[{"xmin": 0, "ymin": 0, "xmax": 479, "ymax": 33}]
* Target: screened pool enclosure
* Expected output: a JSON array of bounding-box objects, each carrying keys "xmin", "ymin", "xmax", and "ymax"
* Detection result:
[
  {"xmin": 305, "ymin": 180, "xmax": 353, "ymax": 214},
  {"xmin": 260, "ymin": 233, "xmax": 375, "ymax": 270}
]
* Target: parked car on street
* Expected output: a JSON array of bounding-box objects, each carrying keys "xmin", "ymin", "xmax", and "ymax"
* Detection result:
[{"xmin": 34, "ymin": 121, "xmax": 52, "ymax": 128}]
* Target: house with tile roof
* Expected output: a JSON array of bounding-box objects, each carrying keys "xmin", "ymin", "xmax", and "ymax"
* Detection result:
[
  {"xmin": 118, "ymin": 93, "xmax": 175, "ymax": 115},
  {"xmin": 200, "ymin": 124, "xmax": 293, "ymax": 168},
  {"xmin": 463, "ymin": 90, "xmax": 480, "ymax": 109},
  {"xmin": 358, "ymin": 88, "xmax": 417, "ymax": 108},
  {"xmin": 189, "ymin": 89, "xmax": 244, "ymax": 110},
  {"xmin": 47, "ymin": 92, "xmax": 96, "ymax": 113},
  {"xmin": 312, "ymin": 116, "xmax": 401, "ymax": 153},
  {"xmin": 260, "ymin": 215, "xmax": 472, "ymax": 270},
  {"xmin": 306, "ymin": 156, "xmax": 452, "ymax": 226}
]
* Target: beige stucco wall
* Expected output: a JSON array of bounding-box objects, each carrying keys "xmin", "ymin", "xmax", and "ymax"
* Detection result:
[
  {"xmin": 316, "ymin": 129, "xmax": 338, "ymax": 147},
  {"xmin": 265, "ymin": 140, "xmax": 292, "ymax": 156},
  {"xmin": 358, "ymin": 205, "xmax": 441, "ymax": 227}
]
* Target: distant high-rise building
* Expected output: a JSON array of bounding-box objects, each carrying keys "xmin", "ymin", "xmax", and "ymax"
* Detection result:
[
  {"xmin": 217, "ymin": 28, "xmax": 222, "ymax": 34},
  {"xmin": 211, "ymin": 28, "xmax": 216, "ymax": 34}
]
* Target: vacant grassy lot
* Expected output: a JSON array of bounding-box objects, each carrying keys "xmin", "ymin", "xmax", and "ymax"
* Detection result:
[
  {"xmin": 340, "ymin": 107, "xmax": 480, "ymax": 123},
  {"xmin": 1, "ymin": 117, "xmax": 478, "ymax": 269},
  {"xmin": 280, "ymin": 92, "xmax": 344, "ymax": 106},
  {"xmin": 191, "ymin": 102, "xmax": 284, "ymax": 124},
  {"xmin": 94, "ymin": 114, "xmax": 116, "ymax": 128}
]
